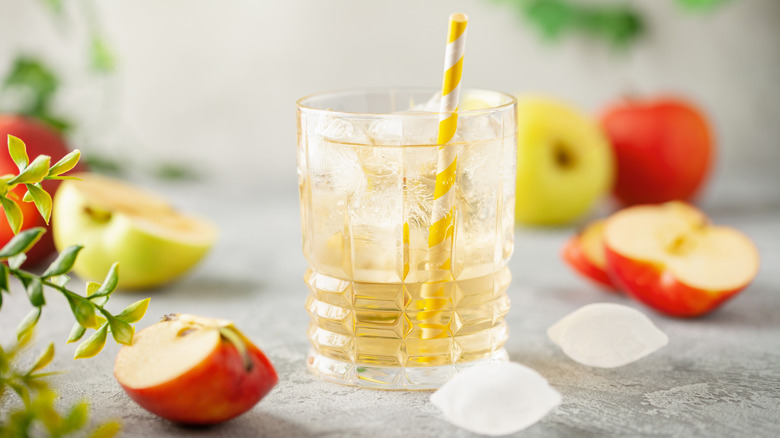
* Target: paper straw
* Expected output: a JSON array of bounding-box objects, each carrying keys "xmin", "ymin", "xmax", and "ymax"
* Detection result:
[
  {"xmin": 415, "ymin": 13, "xmax": 467, "ymax": 342},
  {"xmin": 428, "ymin": 13, "xmax": 467, "ymax": 260}
]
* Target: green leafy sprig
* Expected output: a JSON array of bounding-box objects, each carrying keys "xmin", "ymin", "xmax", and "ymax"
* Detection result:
[
  {"xmin": 0, "ymin": 336, "xmax": 120, "ymax": 438},
  {"xmin": 1, "ymin": 58, "xmax": 72, "ymax": 133},
  {"xmin": 0, "ymin": 134, "xmax": 80, "ymax": 234},
  {"xmin": 497, "ymin": 0, "xmax": 644, "ymax": 48},
  {"xmin": 0, "ymin": 135, "xmax": 149, "ymax": 358},
  {"xmin": 1, "ymin": 134, "xmax": 150, "ymax": 437},
  {"xmin": 2, "ymin": 228, "xmax": 150, "ymax": 358},
  {"xmin": 495, "ymin": 0, "xmax": 732, "ymax": 49}
]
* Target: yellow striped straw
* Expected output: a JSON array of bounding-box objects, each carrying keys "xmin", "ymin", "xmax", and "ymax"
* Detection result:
[
  {"xmin": 428, "ymin": 13, "xmax": 467, "ymax": 255},
  {"xmin": 415, "ymin": 14, "xmax": 467, "ymax": 342}
]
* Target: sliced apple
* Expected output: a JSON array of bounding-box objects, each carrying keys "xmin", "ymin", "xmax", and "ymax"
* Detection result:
[
  {"xmin": 52, "ymin": 173, "xmax": 218, "ymax": 289},
  {"xmin": 603, "ymin": 202, "xmax": 759, "ymax": 317},
  {"xmin": 114, "ymin": 314, "xmax": 278, "ymax": 425},
  {"xmin": 562, "ymin": 219, "xmax": 619, "ymax": 291}
]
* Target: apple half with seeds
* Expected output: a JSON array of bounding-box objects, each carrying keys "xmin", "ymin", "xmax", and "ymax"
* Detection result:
[
  {"xmin": 603, "ymin": 202, "xmax": 759, "ymax": 317},
  {"xmin": 562, "ymin": 219, "xmax": 618, "ymax": 291},
  {"xmin": 114, "ymin": 314, "xmax": 278, "ymax": 425},
  {"xmin": 52, "ymin": 173, "xmax": 217, "ymax": 289}
]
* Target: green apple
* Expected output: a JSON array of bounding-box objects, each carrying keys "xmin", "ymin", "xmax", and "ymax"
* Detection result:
[
  {"xmin": 52, "ymin": 173, "xmax": 218, "ymax": 289},
  {"xmin": 515, "ymin": 97, "xmax": 614, "ymax": 225}
]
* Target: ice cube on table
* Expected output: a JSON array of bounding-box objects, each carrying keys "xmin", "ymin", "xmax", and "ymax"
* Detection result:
[
  {"xmin": 431, "ymin": 362, "xmax": 561, "ymax": 436},
  {"xmin": 547, "ymin": 303, "xmax": 669, "ymax": 368}
]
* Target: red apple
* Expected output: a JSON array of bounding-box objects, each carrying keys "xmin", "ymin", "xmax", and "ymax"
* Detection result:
[
  {"xmin": 603, "ymin": 202, "xmax": 759, "ymax": 317},
  {"xmin": 0, "ymin": 115, "xmax": 86, "ymax": 265},
  {"xmin": 114, "ymin": 314, "xmax": 278, "ymax": 425},
  {"xmin": 562, "ymin": 219, "xmax": 619, "ymax": 291},
  {"xmin": 601, "ymin": 98, "xmax": 714, "ymax": 206}
]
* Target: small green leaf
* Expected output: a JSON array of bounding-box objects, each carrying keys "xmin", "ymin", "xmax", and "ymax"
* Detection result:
[
  {"xmin": 86, "ymin": 281, "xmax": 108, "ymax": 305},
  {"xmin": 49, "ymin": 274, "xmax": 70, "ymax": 287},
  {"xmin": 91, "ymin": 36, "xmax": 116, "ymax": 74},
  {"xmin": 10, "ymin": 154, "xmax": 51, "ymax": 185},
  {"xmin": 8, "ymin": 135, "xmax": 29, "ymax": 170},
  {"xmin": 25, "ymin": 183, "xmax": 52, "ymax": 224},
  {"xmin": 22, "ymin": 190, "xmax": 33, "ymax": 202},
  {"xmin": 88, "ymin": 421, "xmax": 121, "ymax": 438},
  {"xmin": 115, "ymin": 298, "xmax": 150, "ymax": 323},
  {"xmin": 106, "ymin": 314, "xmax": 134, "ymax": 345},
  {"xmin": 0, "ymin": 263, "xmax": 9, "ymax": 292},
  {"xmin": 8, "ymin": 253, "xmax": 27, "ymax": 269},
  {"xmin": 17, "ymin": 306, "xmax": 42, "ymax": 340},
  {"xmin": 74, "ymin": 323, "xmax": 108, "ymax": 359},
  {"xmin": 63, "ymin": 401, "xmax": 89, "ymax": 433},
  {"xmin": 93, "ymin": 263, "xmax": 119, "ymax": 297},
  {"xmin": 48, "ymin": 149, "xmax": 81, "ymax": 176},
  {"xmin": 44, "ymin": 175, "xmax": 81, "ymax": 181},
  {"xmin": 27, "ymin": 277, "xmax": 45, "ymax": 306},
  {"xmin": 65, "ymin": 293, "xmax": 98, "ymax": 329},
  {"xmin": 67, "ymin": 322, "xmax": 86, "ymax": 343},
  {"xmin": 0, "ymin": 195, "xmax": 23, "ymax": 235},
  {"xmin": 42, "ymin": 245, "xmax": 83, "ymax": 277},
  {"xmin": 86, "ymin": 281, "xmax": 101, "ymax": 296},
  {"xmin": 0, "ymin": 226, "xmax": 45, "ymax": 257},
  {"xmin": 29, "ymin": 342, "xmax": 55, "ymax": 373}
]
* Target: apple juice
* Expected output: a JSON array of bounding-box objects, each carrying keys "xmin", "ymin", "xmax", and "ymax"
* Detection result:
[{"xmin": 297, "ymin": 89, "xmax": 517, "ymax": 389}]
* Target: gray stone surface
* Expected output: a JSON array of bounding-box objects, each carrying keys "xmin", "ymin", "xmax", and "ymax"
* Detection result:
[{"xmin": 1, "ymin": 178, "xmax": 779, "ymax": 438}]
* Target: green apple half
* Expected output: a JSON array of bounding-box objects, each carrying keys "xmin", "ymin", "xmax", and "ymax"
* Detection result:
[
  {"xmin": 52, "ymin": 173, "xmax": 218, "ymax": 289},
  {"xmin": 515, "ymin": 97, "xmax": 614, "ymax": 225}
]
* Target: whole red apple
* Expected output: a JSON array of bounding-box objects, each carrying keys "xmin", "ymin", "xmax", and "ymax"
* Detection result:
[
  {"xmin": 600, "ymin": 98, "xmax": 714, "ymax": 206},
  {"xmin": 603, "ymin": 202, "xmax": 759, "ymax": 317},
  {"xmin": 0, "ymin": 115, "xmax": 86, "ymax": 265},
  {"xmin": 114, "ymin": 314, "xmax": 278, "ymax": 425}
]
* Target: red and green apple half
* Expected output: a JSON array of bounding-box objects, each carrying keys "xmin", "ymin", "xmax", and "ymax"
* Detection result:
[
  {"xmin": 562, "ymin": 219, "xmax": 618, "ymax": 291},
  {"xmin": 603, "ymin": 202, "xmax": 759, "ymax": 317},
  {"xmin": 114, "ymin": 314, "xmax": 278, "ymax": 425}
]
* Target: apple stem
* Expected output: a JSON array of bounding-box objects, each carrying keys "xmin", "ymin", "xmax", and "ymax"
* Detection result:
[{"xmin": 218, "ymin": 327, "xmax": 253, "ymax": 372}]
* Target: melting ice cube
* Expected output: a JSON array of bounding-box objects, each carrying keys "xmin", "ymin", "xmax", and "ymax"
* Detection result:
[
  {"xmin": 548, "ymin": 303, "xmax": 669, "ymax": 368},
  {"xmin": 316, "ymin": 115, "xmax": 370, "ymax": 144},
  {"xmin": 431, "ymin": 362, "xmax": 561, "ymax": 436}
]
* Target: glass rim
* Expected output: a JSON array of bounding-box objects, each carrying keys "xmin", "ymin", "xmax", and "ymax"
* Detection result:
[{"xmin": 296, "ymin": 87, "xmax": 516, "ymax": 118}]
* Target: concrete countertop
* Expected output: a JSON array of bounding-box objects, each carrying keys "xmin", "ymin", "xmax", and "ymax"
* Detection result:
[{"xmin": 1, "ymin": 178, "xmax": 779, "ymax": 438}]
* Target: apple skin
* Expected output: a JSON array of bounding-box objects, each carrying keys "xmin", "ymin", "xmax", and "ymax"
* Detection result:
[
  {"xmin": 562, "ymin": 235, "xmax": 618, "ymax": 291},
  {"xmin": 0, "ymin": 115, "xmax": 86, "ymax": 265},
  {"xmin": 601, "ymin": 99, "xmax": 713, "ymax": 206},
  {"xmin": 118, "ymin": 335, "xmax": 278, "ymax": 425},
  {"xmin": 604, "ymin": 245, "xmax": 744, "ymax": 318},
  {"xmin": 515, "ymin": 97, "xmax": 614, "ymax": 225}
]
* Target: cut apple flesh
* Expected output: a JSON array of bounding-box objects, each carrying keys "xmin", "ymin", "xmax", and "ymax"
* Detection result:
[
  {"xmin": 114, "ymin": 316, "xmax": 222, "ymax": 389},
  {"xmin": 604, "ymin": 203, "xmax": 759, "ymax": 292},
  {"xmin": 580, "ymin": 219, "xmax": 607, "ymax": 270},
  {"xmin": 69, "ymin": 173, "xmax": 217, "ymax": 245}
]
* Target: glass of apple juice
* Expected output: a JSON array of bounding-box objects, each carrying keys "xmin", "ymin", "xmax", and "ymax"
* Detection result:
[{"xmin": 296, "ymin": 89, "xmax": 517, "ymax": 389}]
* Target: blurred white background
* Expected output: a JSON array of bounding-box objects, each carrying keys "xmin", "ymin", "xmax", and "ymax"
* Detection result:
[{"xmin": 0, "ymin": 0, "xmax": 778, "ymax": 203}]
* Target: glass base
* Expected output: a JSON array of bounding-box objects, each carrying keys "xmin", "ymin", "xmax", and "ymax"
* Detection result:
[{"xmin": 307, "ymin": 349, "xmax": 509, "ymax": 390}]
